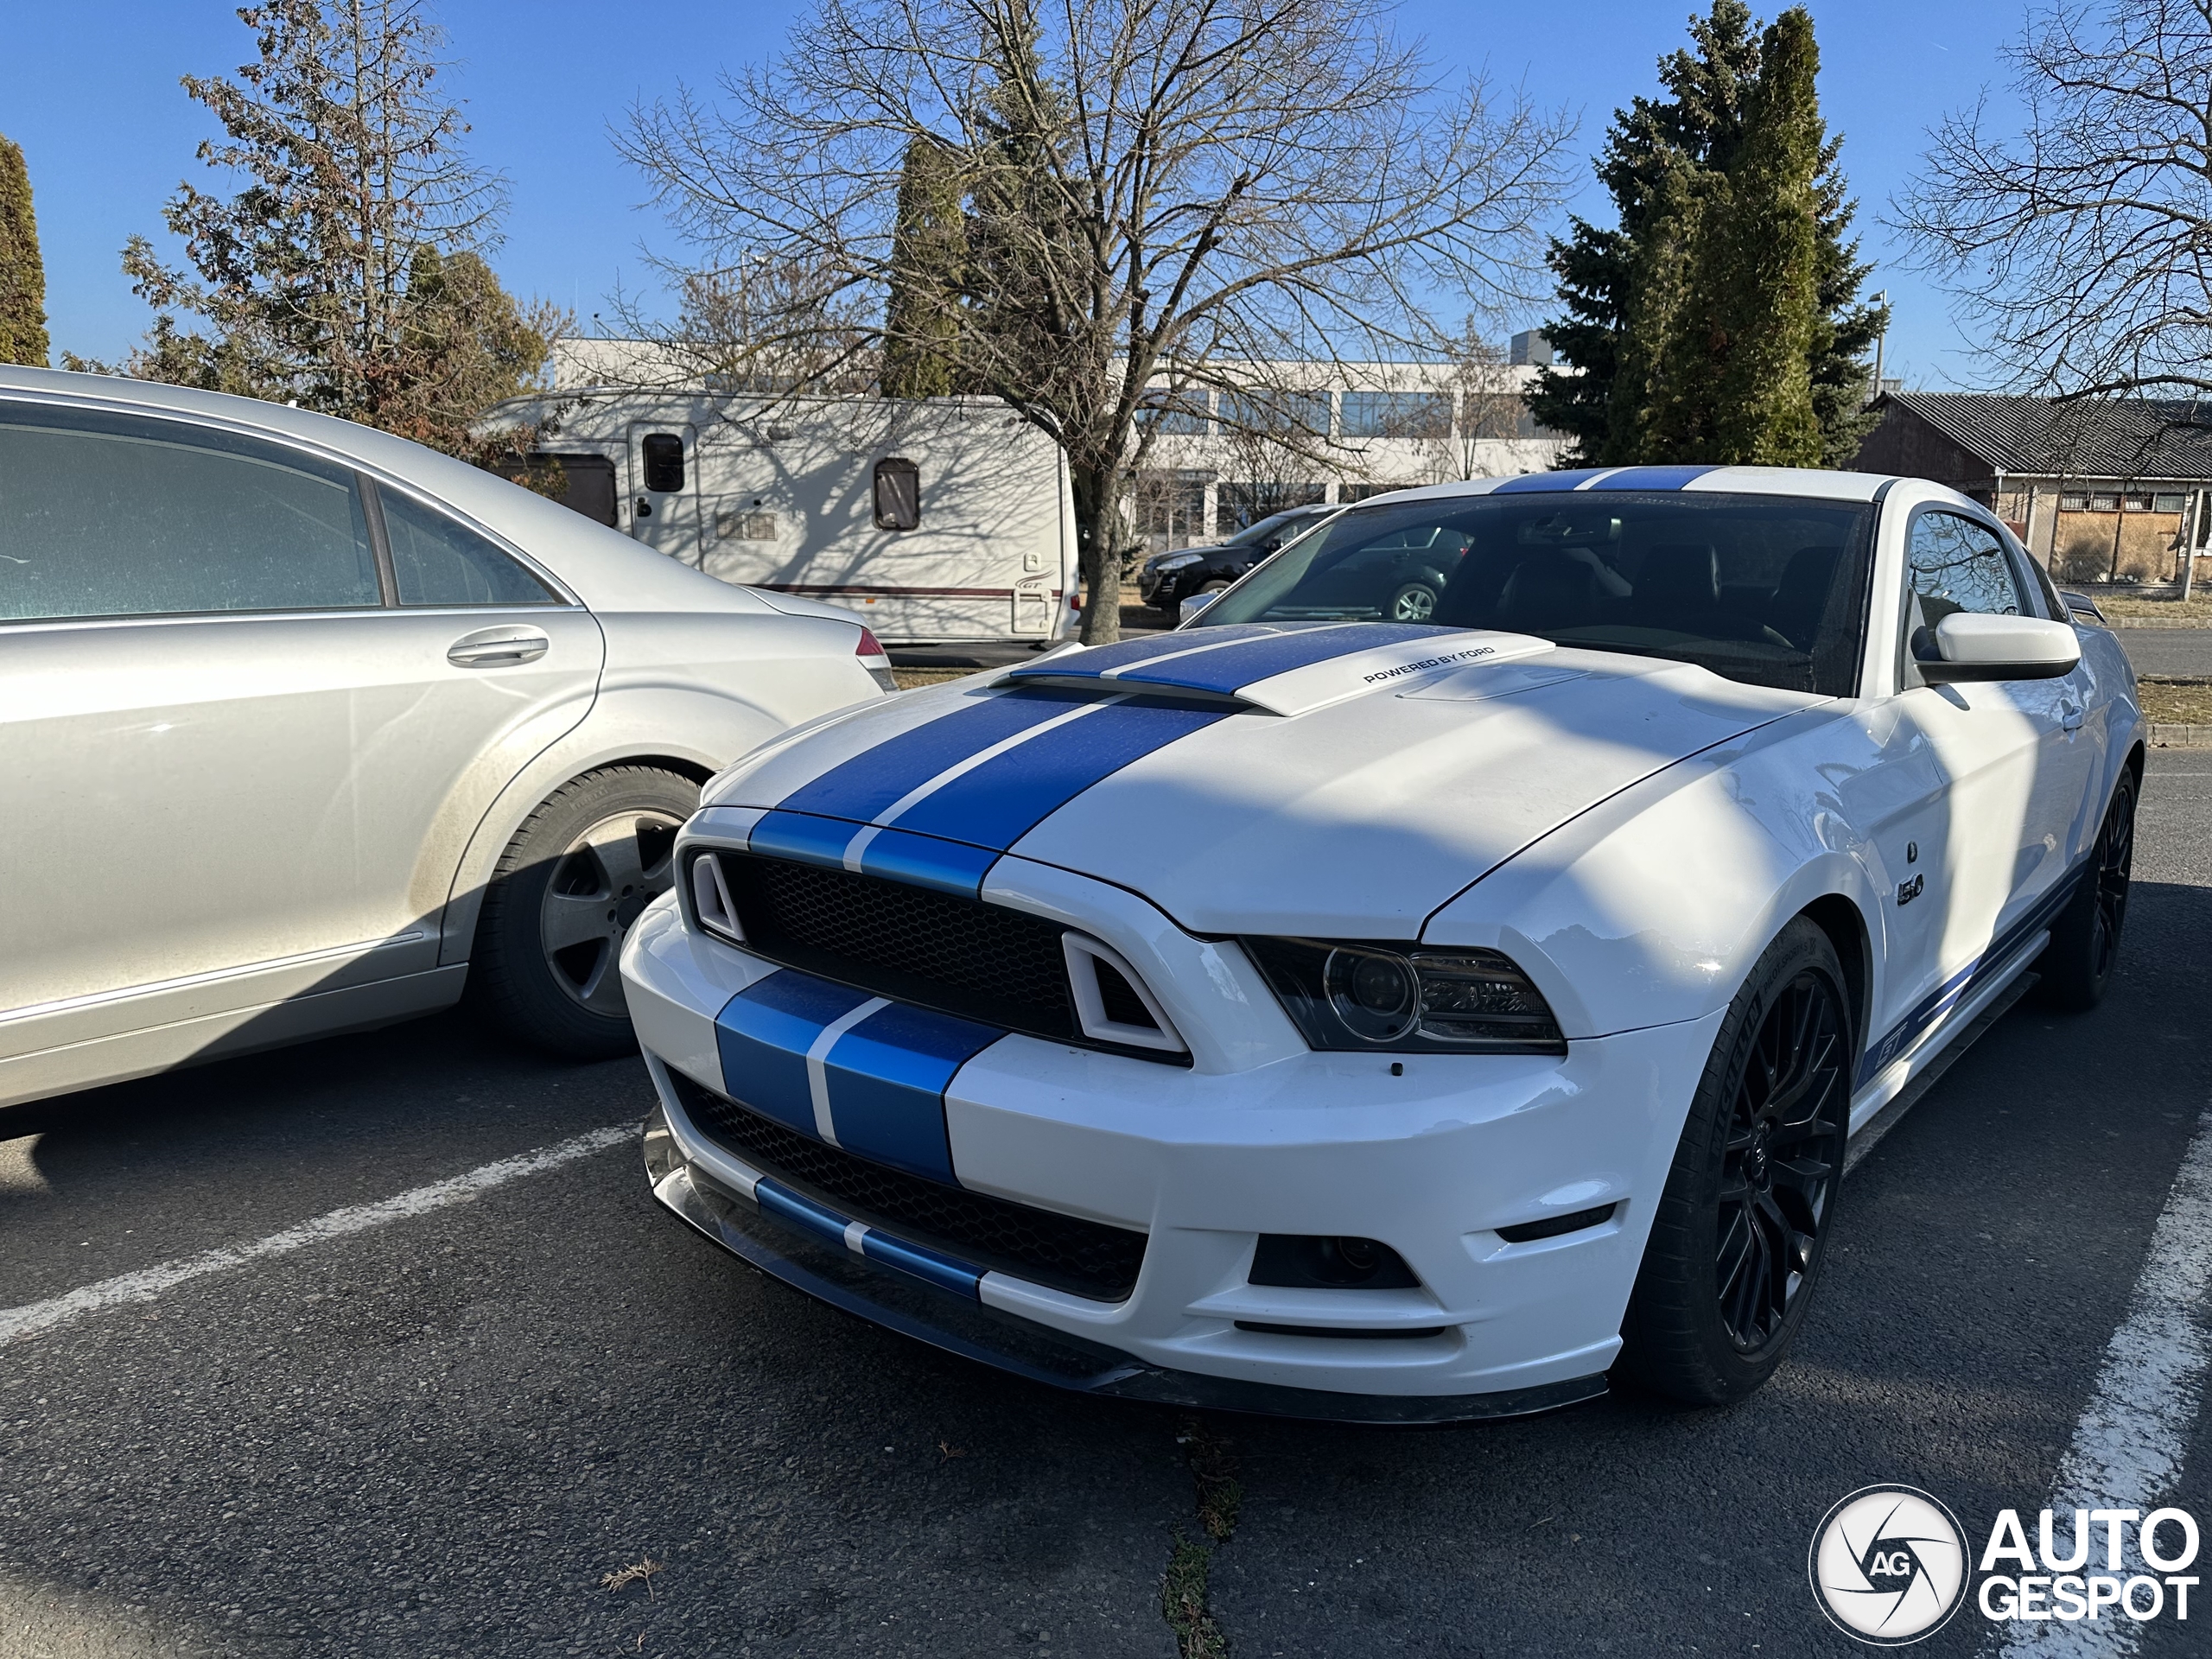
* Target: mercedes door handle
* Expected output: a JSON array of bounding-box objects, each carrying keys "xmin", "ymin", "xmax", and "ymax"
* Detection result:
[{"xmin": 447, "ymin": 626, "xmax": 550, "ymax": 668}]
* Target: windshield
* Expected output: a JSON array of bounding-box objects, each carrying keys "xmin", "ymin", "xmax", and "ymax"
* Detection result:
[
  {"xmin": 1194, "ymin": 490, "xmax": 1874, "ymax": 696},
  {"xmin": 1224, "ymin": 508, "xmax": 1313, "ymax": 548}
]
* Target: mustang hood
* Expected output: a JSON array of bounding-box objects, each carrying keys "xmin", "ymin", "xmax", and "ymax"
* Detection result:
[{"xmin": 706, "ymin": 623, "xmax": 1816, "ymax": 937}]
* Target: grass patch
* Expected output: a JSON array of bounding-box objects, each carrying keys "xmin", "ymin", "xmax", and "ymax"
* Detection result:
[
  {"xmin": 2091, "ymin": 592, "xmax": 2212, "ymax": 621},
  {"xmin": 888, "ymin": 666, "xmax": 977, "ymax": 690},
  {"xmin": 1179, "ymin": 1418, "xmax": 1243, "ymax": 1543},
  {"xmin": 2139, "ymin": 677, "xmax": 2212, "ymax": 724},
  {"xmin": 1161, "ymin": 1534, "xmax": 1228, "ymax": 1659}
]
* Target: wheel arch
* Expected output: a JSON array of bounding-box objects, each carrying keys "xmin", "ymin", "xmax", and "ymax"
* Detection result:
[{"xmin": 1796, "ymin": 892, "xmax": 1874, "ymax": 1064}]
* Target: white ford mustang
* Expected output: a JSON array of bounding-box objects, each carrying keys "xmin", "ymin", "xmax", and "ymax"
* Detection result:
[{"xmin": 620, "ymin": 465, "xmax": 2139, "ymax": 1420}]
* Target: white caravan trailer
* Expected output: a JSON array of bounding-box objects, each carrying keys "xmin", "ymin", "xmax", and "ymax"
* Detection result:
[{"xmin": 502, "ymin": 391, "xmax": 1080, "ymax": 646}]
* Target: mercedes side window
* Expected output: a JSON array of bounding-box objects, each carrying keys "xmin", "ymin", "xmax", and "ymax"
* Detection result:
[
  {"xmin": 378, "ymin": 487, "xmax": 558, "ymax": 607},
  {"xmin": 640, "ymin": 433, "xmax": 685, "ymax": 493},
  {"xmin": 874, "ymin": 456, "xmax": 921, "ymax": 531},
  {"xmin": 0, "ymin": 402, "xmax": 379, "ymax": 621}
]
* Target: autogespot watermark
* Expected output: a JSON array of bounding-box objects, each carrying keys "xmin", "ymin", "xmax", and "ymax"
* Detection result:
[{"xmin": 1808, "ymin": 1486, "xmax": 2202, "ymax": 1644}]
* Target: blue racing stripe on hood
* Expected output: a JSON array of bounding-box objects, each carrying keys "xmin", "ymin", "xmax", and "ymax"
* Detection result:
[
  {"xmin": 855, "ymin": 827, "xmax": 1001, "ymax": 897},
  {"xmin": 747, "ymin": 809, "xmax": 855, "ymax": 871},
  {"xmin": 1111, "ymin": 622, "xmax": 1453, "ymax": 695},
  {"xmin": 892, "ymin": 698, "xmax": 1230, "ymax": 849},
  {"xmin": 1586, "ymin": 464, "xmax": 1718, "ymax": 491},
  {"xmin": 775, "ymin": 686, "xmax": 1090, "ymax": 821}
]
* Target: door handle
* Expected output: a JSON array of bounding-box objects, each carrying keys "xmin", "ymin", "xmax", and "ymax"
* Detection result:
[{"xmin": 447, "ymin": 626, "xmax": 550, "ymax": 668}]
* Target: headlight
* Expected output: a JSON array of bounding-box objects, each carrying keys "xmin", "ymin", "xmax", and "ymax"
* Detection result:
[
  {"xmin": 1154, "ymin": 551, "xmax": 1203, "ymax": 571},
  {"xmin": 1243, "ymin": 938, "xmax": 1566, "ymax": 1054}
]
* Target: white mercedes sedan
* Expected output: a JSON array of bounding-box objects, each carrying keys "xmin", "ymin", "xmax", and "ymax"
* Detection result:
[
  {"xmin": 1, "ymin": 367, "xmax": 890, "ymax": 1108},
  {"xmin": 620, "ymin": 463, "xmax": 2139, "ymax": 1422}
]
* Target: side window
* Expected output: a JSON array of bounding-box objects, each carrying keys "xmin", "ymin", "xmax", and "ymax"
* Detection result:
[
  {"xmin": 0, "ymin": 403, "xmax": 379, "ymax": 621},
  {"xmin": 378, "ymin": 488, "xmax": 557, "ymax": 607},
  {"xmin": 1906, "ymin": 512, "xmax": 2023, "ymax": 625},
  {"xmin": 874, "ymin": 456, "xmax": 921, "ymax": 531}
]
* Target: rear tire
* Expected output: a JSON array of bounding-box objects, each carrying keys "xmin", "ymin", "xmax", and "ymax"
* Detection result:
[
  {"xmin": 468, "ymin": 766, "xmax": 698, "ymax": 1059},
  {"xmin": 2034, "ymin": 769, "xmax": 2136, "ymax": 1012},
  {"xmin": 1617, "ymin": 918, "xmax": 1851, "ymax": 1406}
]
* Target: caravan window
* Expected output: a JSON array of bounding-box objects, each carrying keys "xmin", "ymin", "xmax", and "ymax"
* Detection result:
[
  {"xmin": 874, "ymin": 457, "xmax": 921, "ymax": 531},
  {"xmin": 640, "ymin": 434, "xmax": 685, "ymax": 493}
]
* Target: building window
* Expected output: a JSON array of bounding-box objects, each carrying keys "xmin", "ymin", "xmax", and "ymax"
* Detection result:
[
  {"xmin": 2089, "ymin": 493, "xmax": 2120, "ymax": 511},
  {"xmin": 2155, "ymin": 493, "xmax": 2188, "ymax": 513},
  {"xmin": 1340, "ymin": 391, "xmax": 1450, "ymax": 440},
  {"xmin": 2060, "ymin": 492, "xmax": 2089, "ymax": 509},
  {"xmin": 1134, "ymin": 473, "xmax": 1206, "ymax": 552},
  {"xmin": 2123, "ymin": 492, "xmax": 2155, "ymax": 512},
  {"xmin": 1218, "ymin": 391, "xmax": 1332, "ymax": 435},
  {"xmin": 1338, "ymin": 481, "xmax": 1419, "ymax": 503},
  {"xmin": 1138, "ymin": 389, "xmax": 1211, "ymax": 435}
]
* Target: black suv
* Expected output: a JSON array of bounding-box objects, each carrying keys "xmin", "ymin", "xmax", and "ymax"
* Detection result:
[{"xmin": 1137, "ymin": 505, "xmax": 1338, "ymax": 619}]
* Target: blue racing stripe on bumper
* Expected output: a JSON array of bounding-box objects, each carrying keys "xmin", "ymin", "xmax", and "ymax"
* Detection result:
[
  {"xmin": 855, "ymin": 827, "xmax": 1000, "ymax": 898},
  {"xmin": 714, "ymin": 970, "xmax": 873, "ymax": 1135},
  {"xmin": 823, "ymin": 1001, "xmax": 1001, "ymax": 1182},
  {"xmin": 859, "ymin": 1230, "xmax": 985, "ymax": 1299},
  {"xmin": 753, "ymin": 1176, "xmax": 853, "ymax": 1249},
  {"xmin": 748, "ymin": 809, "xmax": 858, "ymax": 871},
  {"xmin": 892, "ymin": 698, "xmax": 1231, "ymax": 849}
]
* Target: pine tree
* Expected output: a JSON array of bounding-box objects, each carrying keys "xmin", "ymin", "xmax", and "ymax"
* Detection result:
[
  {"xmin": 880, "ymin": 137, "xmax": 968, "ymax": 399},
  {"xmin": 1528, "ymin": 3, "xmax": 1883, "ymax": 467},
  {"xmin": 1646, "ymin": 9, "xmax": 1825, "ymax": 464},
  {"xmin": 0, "ymin": 133, "xmax": 49, "ymax": 367}
]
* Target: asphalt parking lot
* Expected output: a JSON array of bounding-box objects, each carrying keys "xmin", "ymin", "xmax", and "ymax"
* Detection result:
[{"xmin": 7, "ymin": 752, "xmax": 2212, "ymax": 1658}]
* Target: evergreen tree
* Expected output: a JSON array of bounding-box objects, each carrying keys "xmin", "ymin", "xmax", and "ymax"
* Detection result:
[
  {"xmin": 97, "ymin": 0, "xmax": 563, "ymax": 463},
  {"xmin": 880, "ymin": 137, "xmax": 968, "ymax": 398},
  {"xmin": 1528, "ymin": 3, "xmax": 1883, "ymax": 466},
  {"xmin": 0, "ymin": 133, "xmax": 49, "ymax": 367}
]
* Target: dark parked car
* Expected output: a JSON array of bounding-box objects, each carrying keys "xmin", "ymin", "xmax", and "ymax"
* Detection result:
[{"xmin": 1136, "ymin": 505, "xmax": 1337, "ymax": 618}]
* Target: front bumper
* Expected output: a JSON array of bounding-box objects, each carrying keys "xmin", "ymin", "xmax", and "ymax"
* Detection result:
[{"xmin": 621, "ymin": 891, "xmax": 1721, "ymax": 1420}]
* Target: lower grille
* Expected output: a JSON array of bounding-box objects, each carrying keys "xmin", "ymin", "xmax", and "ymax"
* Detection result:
[{"xmin": 668, "ymin": 1070, "xmax": 1147, "ymax": 1302}]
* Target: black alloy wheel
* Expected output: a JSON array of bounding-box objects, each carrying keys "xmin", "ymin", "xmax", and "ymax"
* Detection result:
[
  {"xmin": 2036, "ymin": 768, "xmax": 2137, "ymax": 1011},
  {"xmin": 1714, "ymin": 968, "xmax": 1847, "ymax": 1351},
  {"xmin": 1619, "ymin": 917, "xmax": 1851, "ymax": 1404}
]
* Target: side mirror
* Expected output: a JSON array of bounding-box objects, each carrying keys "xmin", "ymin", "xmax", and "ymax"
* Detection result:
[
  {"xmin": 1912, "ymin": 613, "xmax": 2081, "ymax": 683},
  {"xmin": 1179, "ymin": 591, "xmax": 1220, "ymax": 624}
]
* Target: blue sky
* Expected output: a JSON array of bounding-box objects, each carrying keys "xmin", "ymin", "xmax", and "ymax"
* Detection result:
[{"xmin": 3, "ymin": 1, "xmax": 2031, "ymax": 385}]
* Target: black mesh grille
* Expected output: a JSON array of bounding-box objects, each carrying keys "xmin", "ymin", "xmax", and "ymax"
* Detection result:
[
  {"xmin": 670, "ymin": 1070, "xmax": 1146, "ymax": 1301},
  {"xmin": 1094, "ymin": 959, "xmax": 1158, "ymax": 1029}
]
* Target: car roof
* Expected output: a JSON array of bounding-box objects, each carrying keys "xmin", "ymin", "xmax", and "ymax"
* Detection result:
[{"xmin": 1363, "ymin": 463, "xmax": 1907, "ymax": 507}]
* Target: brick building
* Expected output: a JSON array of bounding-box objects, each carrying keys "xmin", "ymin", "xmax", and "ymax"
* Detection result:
[{"xmin": 1853, "ymin": 392, "xmax": 2212, "ymax": 582}]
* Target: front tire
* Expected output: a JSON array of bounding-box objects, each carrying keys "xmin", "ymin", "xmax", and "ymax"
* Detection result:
[
  {"xmin": 469, "ymin": 766, "xmax": 697, "ymax": 1059},
  {"xmin": 2034, "ymin": 770, "xmax": 2136, "ymax": 1012},
  {"xmin": 1618, "ymin": 918, "xmax": 1851, "ymax": 1405}
]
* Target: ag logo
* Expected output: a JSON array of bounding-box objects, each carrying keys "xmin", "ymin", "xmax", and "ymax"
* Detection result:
[{"xmin": 1808, "ymin": 1485, "xmax": 1969, "ymax": 1645}]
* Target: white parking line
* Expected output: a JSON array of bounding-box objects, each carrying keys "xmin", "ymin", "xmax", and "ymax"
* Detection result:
[
  {"xmin": 1994, "ymin": 1103, "xmax": 2212, "ymax": 1656},
  {"xmin": 0, "ymin": 1124, "xmax": 633, "ymax": 1349}
]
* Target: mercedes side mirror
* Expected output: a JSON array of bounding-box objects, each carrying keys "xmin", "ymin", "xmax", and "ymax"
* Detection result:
[{"xmin": 1912, "ymin": 613, "xmax": 2082, "ymax": 683}]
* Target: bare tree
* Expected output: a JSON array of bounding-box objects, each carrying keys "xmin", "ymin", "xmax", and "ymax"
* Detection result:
[
  {"xmin": 1891, "ymin": 0, "xmax": 2212, "ymax": 398},
  {"xmin": 616, "ymin": 0, "xmax": 1573, "ymax": 641}
]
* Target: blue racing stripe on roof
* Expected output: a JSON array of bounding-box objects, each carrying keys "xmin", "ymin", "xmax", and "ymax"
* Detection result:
[
  {"xmin": 1585, "ymin": 464, "xmax": 1719, "ymax": 491},
  {"xmin": 892, "ymin": 698, "xmax": 1231, "ymax": 849},
  {"xmin": 775, "ymin": 687, "xmax": 1090, "ymax": 821},
  {"xmin": 747, "ymin": 809, "xmax": 856, "ymax": 871},
  {"xmin": 1492, "ymin": 468, "xmax": 1616, "ymax": 493},
  {"xmin": 855, "ymin": 827, "xmax": 1000, "ymax": 898},
  {"xmin": 1113, "ymin": 621, "xmax": 1452, "ymax": 694}
]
